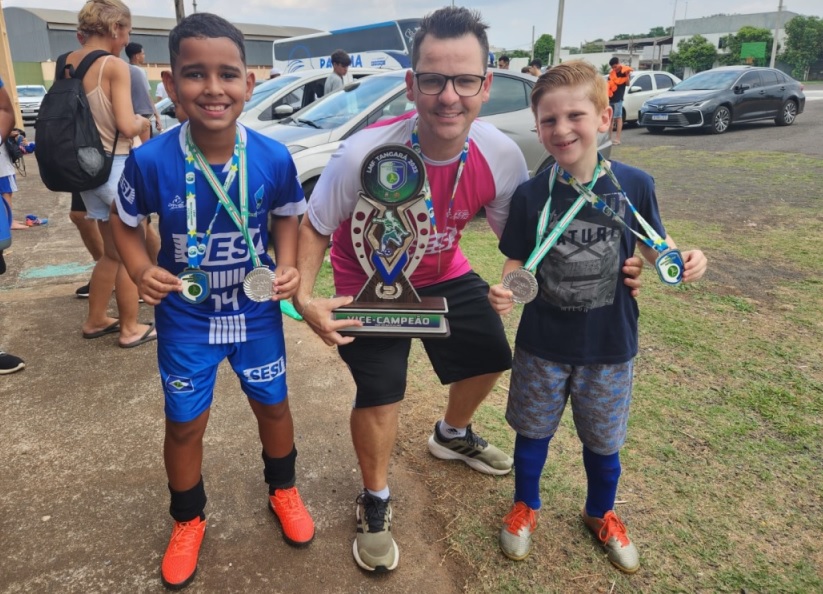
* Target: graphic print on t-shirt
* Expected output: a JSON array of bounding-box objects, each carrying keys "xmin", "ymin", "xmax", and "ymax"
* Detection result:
[{"xmin": 537, "ymin": 191, "xmax": 625, "ymax": 312}]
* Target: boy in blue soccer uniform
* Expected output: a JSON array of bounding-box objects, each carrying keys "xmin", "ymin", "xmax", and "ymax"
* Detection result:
[
  {"xmin": 112, "ymin": 14, "xmax": 314, "ymax": 589},
  {"xmin": 489, "ymin": 61, "xmax": 707, "ymax": 573}
]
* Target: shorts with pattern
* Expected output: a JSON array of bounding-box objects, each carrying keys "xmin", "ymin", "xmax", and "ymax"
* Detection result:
[
  {"xmin": 158, "ymin": 333, "xmax": 288, "ymax": 423},
  {"xmin": 506, "ymin": 346, "xmax": 634, "ymax": 455}
]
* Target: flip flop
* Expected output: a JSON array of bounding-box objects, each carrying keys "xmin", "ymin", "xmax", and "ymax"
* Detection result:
[
  {"xmin": 119, "ymin": 322, "xmax": 157, "ymax": 349},
  {"xmin": 82, "ymin": 320, "xmax": 120, "ymax": 339}
]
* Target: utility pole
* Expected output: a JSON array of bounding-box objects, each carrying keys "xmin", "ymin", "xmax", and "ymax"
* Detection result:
[
  {"xmin": 553, "ymin": 0, "xmax": 564, "ymax": 65},
  {"xmin": 174, "ymin": 0, "xmax": 185, "ymax": 23},
  {"xmin": 770, "ymin": 0, "xmax": 783, "ymax": 68},
  {"xmin": 0, "ymin": 0, "xmax": 23, "ymax": 127},
  {"xmin": 530, "ymin": 25, "xmax": 535, "ymax": 61}
]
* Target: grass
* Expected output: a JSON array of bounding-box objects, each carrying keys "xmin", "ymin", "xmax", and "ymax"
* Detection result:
[{"xmin": 311, "ymin": 147, "xmax": 822, "ymax": 591}]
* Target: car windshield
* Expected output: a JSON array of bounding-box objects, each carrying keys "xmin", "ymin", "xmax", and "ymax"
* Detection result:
[
  {"xmin": 287, "ymin": 73, "xmax": 406, "ymax": 130},
  {"xmin": 17, "ymin": 86, "xmax": 46, "ymax": 97},
  {"xmin": 245, "ymin": 75, "xmax": 303, "ymax": 111},
  {"xmin": 672, "ymin": 70, "xmax": 741, "ymax": 91}
]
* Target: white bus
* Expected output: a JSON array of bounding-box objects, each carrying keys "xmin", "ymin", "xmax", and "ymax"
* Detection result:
[{"xmin": 273, "ymin": 19, "xmax": 421, "ymax": 73}]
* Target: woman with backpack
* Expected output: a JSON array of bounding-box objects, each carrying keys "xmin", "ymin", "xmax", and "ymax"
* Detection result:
[{"xmin": 66, "ymin": 0, "xmax": 155, "ymax": 348}]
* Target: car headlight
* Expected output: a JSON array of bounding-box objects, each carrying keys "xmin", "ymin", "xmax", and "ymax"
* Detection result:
[{"xmin": 287, "ymin": 144, "xmax": 307, "ymax": 154}]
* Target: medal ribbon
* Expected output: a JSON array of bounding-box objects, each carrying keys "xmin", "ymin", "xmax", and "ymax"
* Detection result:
[
  {"xmin": 410, "ymin": 125, "xmax": 469, "ymax": 243},
  {"xmin": 183, "ymin": 127, "xmax": 239, "ymax": 269},
  {"xmin": 185, "ymin": 125, "xmax": 262, "ymax": 269},
  {"xmin": 560, "ymin": 154, "xmax": 671, "ymax": 254},
  {"xmin": 521, "ymin": 162, "xmax": 601, "ymax": 274}
]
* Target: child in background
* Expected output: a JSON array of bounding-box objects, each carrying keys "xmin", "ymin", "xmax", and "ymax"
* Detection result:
[
  {"xmin": 489, "ymin": 60, "xmax": 707, "ymax": 573},
  {"xmin": 111, "ymin": 13, "xmax": 313, "ymax": 589}
]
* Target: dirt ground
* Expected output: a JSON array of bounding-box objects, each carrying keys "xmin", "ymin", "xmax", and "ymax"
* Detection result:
[{"xmin": 2, "ymin": 98, "xmax": 821, "ymax": 593}]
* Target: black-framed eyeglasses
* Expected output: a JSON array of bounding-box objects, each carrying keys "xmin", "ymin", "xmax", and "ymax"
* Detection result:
[{"xmin": 414, "ymin": 72, "xmax": 486, "ymax": 97}]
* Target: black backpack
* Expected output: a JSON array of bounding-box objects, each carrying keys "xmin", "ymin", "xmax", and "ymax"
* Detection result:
[
  {"xmin": 4, "ymin": 136, "xmax": 23, "ymax": 164},
  {"xmin": 35, "ymin": 50, "xmax": 119, "ymax": 192}
]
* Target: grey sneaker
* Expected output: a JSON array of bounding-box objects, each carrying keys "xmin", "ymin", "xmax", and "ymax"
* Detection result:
[
  {"xmin": 427, "ymin": 422, "xmax": 513, "ymax": 475},
  {"xmin": 353, "ymin": 491, "xmax": 399, "ymax": 572},
  {"xmin": 499, "ymin": 502, "xmax": 538, "ymax": 561},
  {"xmin": 582, "ymin": 508, "xmax": 640, "ymax": 574}
]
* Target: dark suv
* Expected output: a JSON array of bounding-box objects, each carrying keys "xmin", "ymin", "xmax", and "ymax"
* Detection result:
[{"xmin": 638, "ymin": 66, "xmax": 805, "ymax": 134}]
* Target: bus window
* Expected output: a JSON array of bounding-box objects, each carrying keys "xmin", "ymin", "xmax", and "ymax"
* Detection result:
[{"xmin": 273, "ymin": 19, "xmax": 421, "ymax": 73}]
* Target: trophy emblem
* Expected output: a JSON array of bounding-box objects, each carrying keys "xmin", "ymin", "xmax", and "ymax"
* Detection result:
[{"xmin": 333, "ymin": 144, "xmax": 450, "ymax": 337}]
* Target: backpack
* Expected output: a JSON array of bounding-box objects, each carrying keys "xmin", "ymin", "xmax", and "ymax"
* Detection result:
[
  {"xmin": 35, "ymin": 50, "xmax": 119, "ymax": 192},
  {"xmin": 4, "ymin": 136, "xmax": 23, "ymax": 164}
]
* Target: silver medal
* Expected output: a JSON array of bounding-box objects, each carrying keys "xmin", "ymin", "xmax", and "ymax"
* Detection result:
[
  {"xmin": 243, "ymin": 267, "xmax": 276, "ymax": 302},
  {"xmin": 503, "ymin": 268, "xmax": 539, "ymax": 304}
]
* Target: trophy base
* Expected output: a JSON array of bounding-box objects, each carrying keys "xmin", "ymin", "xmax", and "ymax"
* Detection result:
[{"xmin": 333, "ymin": 297, "xmax": 450, "ymax": 338}]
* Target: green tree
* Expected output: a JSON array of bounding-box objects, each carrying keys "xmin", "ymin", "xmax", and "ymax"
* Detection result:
[
  {"xmin": 719, "ymin": 26, "xmax": 773, "ymax": 65},
  {"xmin": 581, "ymin": 39, "xmax": 606, "ymax": 53},
  {"xmin": 510, "ymin": 49, "xmax": 531, "ymax": 59},
  {"xmin": 647, "ymin": 26, "xmax": 670, "ymax": 37},
  {"xmin": 781, "ymin": 15, "xmax": 823, "ymax": 80},
  {"xmin": 669, "ymin": 35, "xmax": 718, "ymax": 73},
  {"xmin": 533, "ymin": 34, "xmax": 555, "ymax": 64}
]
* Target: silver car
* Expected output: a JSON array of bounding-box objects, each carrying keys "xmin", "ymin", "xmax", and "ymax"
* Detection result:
[
  {"xmin": 17, "ymin": 85, "xmax": 47, "ymax": 124},
  {"xmin": 260, "ymin": 69, "xmax": 611, "ymax": 198}
]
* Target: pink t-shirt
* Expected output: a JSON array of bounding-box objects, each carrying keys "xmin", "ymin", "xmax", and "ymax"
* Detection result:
[{"xmin": 307, "ymin": 115, "xmax": 529, "ymax": 296}]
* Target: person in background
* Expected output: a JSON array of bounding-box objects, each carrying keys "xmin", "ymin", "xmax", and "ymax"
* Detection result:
[
  {"xmin": 323, "ymin": 49, "xmax": 351, "ymax": 95},
  {"xmin": 68, "ymin": 0, "xmax": 155, "ymax": 348},
  {"xmin": 497, "ymin": 54, "xmax": 510, "ymax": 69},
  {"xmin": 607, "ymin": 57, "xmax": 632, "ymax": 145},
  {"xmin": 528, "ymin": 58, "xmax": 543, "ymax": 77},
  {"xmin": 125, "ymin": 42, "xmax": 162, "ymax": 139}
]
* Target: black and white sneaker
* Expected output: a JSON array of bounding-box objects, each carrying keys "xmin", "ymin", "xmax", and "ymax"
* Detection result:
[
  {"xmin": 428, "ymin": 421, "xmax": 513, "ymax": 475},
  {"xmin": 75, "ymin": 282, "xmax": 90, "ymax": 299},
  {"xmin": 0, "ymin": 352, "xmax": 25, "ymax": 374}
]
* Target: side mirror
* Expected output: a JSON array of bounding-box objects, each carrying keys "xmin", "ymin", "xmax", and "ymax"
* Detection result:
[
  {"xmin": 629, "ymin": 85, "xmax": 642, "ymax": 93},
  {"xmin": 160, "ymin": 105, "xmax": 176, "ymax": 118},
  {"xmin": 274, "ymin": 104, "xmax": 294, "ymax": 118}
]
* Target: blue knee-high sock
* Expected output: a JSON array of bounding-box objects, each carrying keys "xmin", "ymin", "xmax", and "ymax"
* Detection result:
[
  {"xmin": 583, "ymin": 446, "xmax": 621, "ymax": 518},
  {"xmin": 513, "ymin": 433, "xmax": 551, "ymax": 510}
]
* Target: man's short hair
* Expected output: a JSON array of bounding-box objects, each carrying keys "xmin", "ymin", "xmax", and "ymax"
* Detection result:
[
  {"xmin": 411, "ymin": 6, "xmax": 489, "ymax": 71},
  {"xmin": 530, "ymin": 60, "xmax": 608, "ymax": 115},
  {"xmin": 169, "ymin": 13, "xmax": 246, "ymax": 69},
  {"xmin": 498, "ymin": 55, "xmax": 510, "ymax": 63},
  {"xmin": 609, "ymin": 57, "xmax": 620, "ymax": 66},
  {"xmin": 529, "ymin": 58, "xmax": 543, "ymax": 68},
  {"xmin": 125, "ymin": 42, "xmax": 143, "ymax": 59},
  {"xmin": 330, "ymin": 49, "xmax": 351, "ymax": 67}
]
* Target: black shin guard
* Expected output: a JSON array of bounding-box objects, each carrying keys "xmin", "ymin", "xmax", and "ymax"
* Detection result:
[
  {"xmin": 262, "ymin": 446, "xmax": 297, "ymax": 494},
  {"xmin": 169, "ymin": 477, "xmax": 207, "ymax": 522}
]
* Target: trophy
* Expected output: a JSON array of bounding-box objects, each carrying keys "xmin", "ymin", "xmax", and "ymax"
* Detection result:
[{"xmin": 333, "ymin": 144, "xmax": 450, "ymax": 337}]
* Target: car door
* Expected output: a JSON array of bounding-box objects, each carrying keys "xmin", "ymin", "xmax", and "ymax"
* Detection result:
[
  {"xmin": 623, "ymin": 73, "xmax": 654, "ymax": 123},
  {"xmin": 734, "ymin": 71, "xmax": 764, "ymax": 120},
  {"xmin": 757, "ymin": 69, "xmax": 784, "ymax": 116}
]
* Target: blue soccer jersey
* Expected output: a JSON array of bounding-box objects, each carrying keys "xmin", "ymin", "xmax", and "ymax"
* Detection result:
[{"xmin": 115, "ymin": 123, "xmax": 306, "ymax": 344}]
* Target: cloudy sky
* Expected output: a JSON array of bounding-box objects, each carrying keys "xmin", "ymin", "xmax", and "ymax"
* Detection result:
[{"xmin": 7, "ymin": 0, "xmax": 822, "ymax": 51}]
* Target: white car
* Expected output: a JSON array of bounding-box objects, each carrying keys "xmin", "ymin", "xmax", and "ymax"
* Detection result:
[
  {"xmin": 620, "ymin": 71, "xmax": 681, "ymax": 123},
  {"xmin": 16, "ymin": 85, "xmax": 47, "ymax": 124},
  {"xmin": 239, "ymin": 68, "xmax": 386, "ymax": 130}
]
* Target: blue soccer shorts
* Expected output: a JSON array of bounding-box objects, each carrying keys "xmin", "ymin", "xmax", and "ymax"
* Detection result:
[{"xmin": 158, "ymin": 333, "xmax": 288, "ymax": 423}]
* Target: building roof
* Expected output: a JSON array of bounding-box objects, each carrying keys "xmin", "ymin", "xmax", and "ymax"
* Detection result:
[
  {"xmin": 604, "ymin": 36, "xmax": 673, "ymax": 49},
  {"xmin": 674, "ymin": 11, "xmax": 801, "ymax": 36},
  {"xmin": 12, "ymin": 7, "xmax": 320, "ymax": 39}
]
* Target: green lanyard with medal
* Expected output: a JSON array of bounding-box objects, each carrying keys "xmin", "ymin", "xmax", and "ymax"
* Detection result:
[
  {"xmin": 503, "ymin": 162, "xmax": 601, "ymax": 303},
  {"xmin": 503, "ymin": 155, "xmax": 684, "ymax": 304},
  {"xmin": 181, "ymin": 125, "xmax": 275, "ymax": 304}
]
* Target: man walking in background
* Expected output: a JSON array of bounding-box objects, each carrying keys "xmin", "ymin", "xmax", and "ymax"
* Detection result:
[
  {"xmin": 607, "ymin": 57, "xmax": 632, "ymax": 145},
  {"xmin": 125, "ymin": 42, "xmax": 162, "ymax": 139}
]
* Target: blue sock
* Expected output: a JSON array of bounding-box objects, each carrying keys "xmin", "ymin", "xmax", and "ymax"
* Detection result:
[
  {"xmin": 513, "ymin": 433, "xmax": 551, "ymax": 510},
  {"xmin": 583, "ymin": 446, "xmax": 621, "ymax": 518}
]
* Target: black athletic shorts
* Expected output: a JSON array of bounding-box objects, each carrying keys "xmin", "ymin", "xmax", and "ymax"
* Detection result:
[{"xmin": 338, "ymin": 271, "xmax": 512, "ymax": 408}]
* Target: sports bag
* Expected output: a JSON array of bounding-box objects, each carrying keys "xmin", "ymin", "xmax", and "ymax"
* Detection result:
[{"xmin": 35, "ymin": 50, "xmax": 119, "ymax": 192}]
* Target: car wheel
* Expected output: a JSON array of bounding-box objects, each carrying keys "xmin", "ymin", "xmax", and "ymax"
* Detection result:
[
  {"xmin": 775, "ymin": 100, "xmax": 797, "ymax": 126},
  {"xmin": 647, "ymin": 126, "xmax": 666, "ymax": 135},
  {"xmin": 710, "ymin": 106, "xmax": 731, "ymax": 134}
]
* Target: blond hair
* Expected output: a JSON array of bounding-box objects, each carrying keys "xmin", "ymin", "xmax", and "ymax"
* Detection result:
[
  {"xmin": 77, "ymin": 0, "xmax": 131, "ymax": 40},
  {"xmin": 530, "ymin": 61, "xmax": 609, "ymax": 115}
]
